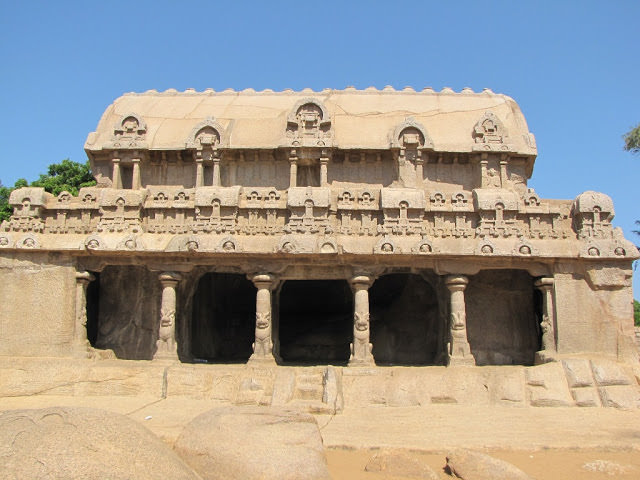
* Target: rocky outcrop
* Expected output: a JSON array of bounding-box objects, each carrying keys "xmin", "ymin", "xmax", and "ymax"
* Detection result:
[
  {"xmin": 173, "ymin": 406, "xmax": 331, "ymax": 480},
  {"xmin": 0, "ymin": 407, "xmax": 201, "ymax": 480},
  {"xmin": 446, "ymin": 449, "xmax": 534, "ymax": 480}
]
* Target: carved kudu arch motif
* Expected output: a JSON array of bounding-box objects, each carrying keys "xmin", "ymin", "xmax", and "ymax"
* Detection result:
[
  {"xmin": 472, "ymin": 111, "xmax": 509, "ymax": 144},
  {"xmin": 390, "ymin": 118, "xmax": 434, "ymax": 150},
  {"xmin": 286, "ymin": 98, "xmax": 332, "ymax": 146},
  {"xmin": 186, "ymin": 117, "xmax": 226, "ymax": 150},
  {"xmin": 111, "ymin": 113, "xmax": 147, "ymax": 149}
]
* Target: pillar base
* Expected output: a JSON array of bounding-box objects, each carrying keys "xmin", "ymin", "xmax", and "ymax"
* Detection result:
[
  {"xmin": 247, "ymin": 354, "xmax": 278, "ymax": 366},
  {"xmin": 448, "ymin": 355, "xmax": 476, "ymax": 367},
  {"xmin": 534, "ymin": 350, "xmax": 557, "ymax": 365},
  {"xmin": 348, "ymin": 357, "xmax": 376, "ymax": 367},
  {"xmin": 73, "ymin": 343, "xmax": 116, "ymax": 360}
]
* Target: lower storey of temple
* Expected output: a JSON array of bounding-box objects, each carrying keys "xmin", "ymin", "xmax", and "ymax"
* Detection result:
[{"xmin": 85, "ymin": 266, "xmax": 542, "ymax": 367}]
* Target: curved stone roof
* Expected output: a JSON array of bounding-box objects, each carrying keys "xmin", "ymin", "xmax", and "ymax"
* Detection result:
[{"xmin": 85, "ymin": 87, "xmax": 537, "ymax": 156}]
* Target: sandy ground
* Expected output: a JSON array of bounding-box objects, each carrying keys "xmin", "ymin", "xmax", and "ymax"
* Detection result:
[{"xmin": 2, "ymin": 395, "xmax": 640, "ymax": 479}]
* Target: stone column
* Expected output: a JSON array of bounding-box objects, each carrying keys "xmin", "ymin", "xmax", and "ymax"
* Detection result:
[
  {"xmin": 131, "ymin": 158, "xmax": 141, "ymax": 190},
  {"xmin": 479, "ymin": 153, "xmax": 488, "ymax": 188},
  {"xmin": 534, "ymin": 277, "xmax": 557, "ymax": 364},
  {"xmin": 248, "ymin": 273, "xmax": 278, "ymax": 364},
  {"xmin": 195, "ymin": 152, "xmax": 204, "ymax": 188},
  {"xmin": 154, "ymin": 272, "xmax": 182, "ymax": 361},
  {"xmin": 112, "ymin": 158, "xmax": 122, "ymax": 189},
  {"xmin": 212, "ymin": 156, "xmax": 221, "ymax": 186},
  {"xmin": 415, "ymin": 151, "xmax": 424, "ymax": 184},
  {"xmin": 445, "ymin": 275, "xmax": 475, "ymax": 366},
  {"xmin": 348, "ymin": 275, "xmax": 375, "ymax": 366},
  {"xmin": 74, "ymin": 271, "xmax": 95, "ymax": 355},
  {"xmin": 499, "ymin": 155, "xmax": 508, "ymax": 188},
  {"xmin": 289, "ymin": 151, "xmax": 298, "ymax": 188},
  {"xmin": 319, "ymin": 156, "xmax": 329, "ymax": 187}
]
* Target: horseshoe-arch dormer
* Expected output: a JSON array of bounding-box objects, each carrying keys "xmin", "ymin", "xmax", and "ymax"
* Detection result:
[{"xmin": 285, "ymin": 98, "xmax": 332, "ymax": 147}]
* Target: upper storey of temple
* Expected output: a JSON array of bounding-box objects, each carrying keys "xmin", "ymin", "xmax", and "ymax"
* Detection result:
[
  {"xmin": 84, "ymin": 87, "xmax": 538, "ymax": 193},
  {"xmin": 85, "ymin": 87, "xmax": 536, "ymax": 155}
]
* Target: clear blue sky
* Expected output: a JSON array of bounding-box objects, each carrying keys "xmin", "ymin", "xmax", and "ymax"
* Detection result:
[{"xmin": 1, "ymin": 0, "xmax": 638, "ymax": 293}]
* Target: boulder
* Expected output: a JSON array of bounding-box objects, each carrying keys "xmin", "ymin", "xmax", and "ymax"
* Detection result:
[
  {"xmin": 173, "ymin": 406, "xmax": 331, "ymax": 480},
  {"xmin": 446, "ymin": 449, "xmax": 534, "ymax": 480},
  {"xmin": 365, "ymin": 449, "xmax": 439, "ymax": 479},
  {"xmin": 0, "ymin": 407, "xmax": 201, "ymax": 480}
]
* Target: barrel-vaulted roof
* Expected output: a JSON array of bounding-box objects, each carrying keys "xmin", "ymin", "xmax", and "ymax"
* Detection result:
[{"xmin": 85, "ymin": 87, "xmax": 537, "ymax": 156}]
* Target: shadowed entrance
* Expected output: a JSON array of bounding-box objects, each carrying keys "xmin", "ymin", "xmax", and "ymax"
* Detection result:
[
  {"xmin": 278, "ymin": 280, "xmax": 353, "ymax": 365},
  {"xmin": 369, "ymin": 273, "xmax": 444, "ymax": 365},
  {"xmin": 465, "ymin": 269, "xmax": 540, "ymax": 365},
  {"xmin": 191, "ymin": 273, "xmax": 255, "ymax": 362}
]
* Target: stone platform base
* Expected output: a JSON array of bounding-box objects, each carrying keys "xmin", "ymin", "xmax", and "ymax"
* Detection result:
[{"xmin": 0, "ymin": 356, "xmax": 638, "ymax": 412}]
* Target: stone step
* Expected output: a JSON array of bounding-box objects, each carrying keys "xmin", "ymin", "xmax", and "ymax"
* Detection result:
[
  {"xmin": 295, "ymin": 373, "xmax": 325, "ymax": 385},
  {"xmin": 293, "ymin": 384, "xmax": 324, "ymax": 401}
]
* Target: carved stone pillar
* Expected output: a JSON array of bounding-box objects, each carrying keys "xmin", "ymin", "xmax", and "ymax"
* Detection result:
[
  {"xmin": 348, "ymin": 275, "xmax": 375, "ymax": 366},
  {"xmin": 131, "ymin": 158, "xmax": 141, "ymax": 190},
  {"xmin": 499, "ymin": 155, "xmax": 508, "ymax": 188},
  {"xmin": 289, "ymin": 151, "xmax": 298, "ymax": 188},
  {"xmin": 415, "ymin": 151, "xmax": 424, "ymax": 184},
  {"xmin": 319, "ymin": 156, "xmax": 329, "ymax": 187},
  {"xmin": 154, "ymin": 272, "xmax": 182, "ymax": 361},
  {"xmin": 248, "ymin": 273, "xmax": 278, "ymax": 364},
  {"xmin": 445, "ymin": 275, "xmax": 475, "ymax": 366},
  {"xmin": 195, "ymin": 152, "xmax": 204, "ymax": 187},
  {"xmin": 534, "ymin": 277, "xmax": 557, "ymax": 364},
  {"xmin": 112, "ymin": 158, "xmax": 122, "ymax": 189},
  {"xmin": 212, "ymin": 156, "xmax": 221, "ymax": 186},
  {"xmin": 74, "ymin": 271, "xmax": 94, "ymax": 355}
]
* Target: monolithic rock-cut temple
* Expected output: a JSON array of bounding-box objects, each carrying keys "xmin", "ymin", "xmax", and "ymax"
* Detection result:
[{"xmin": 1, "ymin": 87, "xmax": 638, "ymax": 410}]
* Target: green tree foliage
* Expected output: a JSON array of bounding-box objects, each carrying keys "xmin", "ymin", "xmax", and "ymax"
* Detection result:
[
  {"xmin": 635, "ymin": 299, "xmax": 640, "ymax": 327},
  {"xmin": 31, "ymin": 159, "xmax": 96, "ymax": 196},
  {"xmin": 0, "ymin": 160, "xmax": 95, "ymax": 222},
  {"xmin": 623, "ymin": 124, "xmax": 640, "ymax": 154}
]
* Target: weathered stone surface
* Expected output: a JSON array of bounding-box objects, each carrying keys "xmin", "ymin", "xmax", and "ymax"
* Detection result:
[
  {"xmin": 0, "ymin": 407, "xmax": 200, "ymax": 480},
  {"xmin": 591, "ymin": 359, "xmax": 632, "ymax": 386},
  {"xmin": 173, "ymin": 406, "xmax": 331, "ymax": 480},
  {"xmin": 571, "ymin": 387, "xmax": 601, "ymax": 407},
  {"xmin": 562, "ymin": 359, "xmax": 594, "ymax": 388},
  {"xmin": 365, "ymin": 449, "xmax": 439, "ymax": 479},
  {"xmin": 446, "ymin": 449, "xmax": 534, "ymax": 480},
  {"xmin": 598, "ymin": 385, "xmax": 640, "ymax": 409},
  {"xmin": 525, "ymin": 362, "xmax": 574, "ymax": 407}
]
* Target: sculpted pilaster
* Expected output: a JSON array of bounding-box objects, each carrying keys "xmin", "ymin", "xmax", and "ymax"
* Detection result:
[
  {"xmin": 348, "ymin": 275, "xmax": 375, "ymax": 366},
  {"xmin": 111, "ymin": 157, "xmax": 122, "ymax": 189},
  {"xmin": 534, "ymin": 277, "xmax": 557, "ymax": 364},
  {"xmin": 131, "ymin": 157, "xmax": 141, "ymax": 189},
  {"xmin": 73, "ymin": 271, "xmax": 94, "ymax": 356},
  {"xmin": 248, "ymin": 273, "xmax": 278, "ymax": 364},
  {"xmin": 154, "ymin": 272, "xmax": 182, "ymax": 361},
  {"xmin": 445, "ymin": 275, "xmax": 475, "ymax": 366}
]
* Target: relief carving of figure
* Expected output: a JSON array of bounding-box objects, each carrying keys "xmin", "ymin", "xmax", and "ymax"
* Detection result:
[
  {"xmin": 156, "ymin": 308, "xmax": 176, "ymax": 354},
  {"xmin": 350, "ymin": 312, "xmax": 373, "ymax": 363},
  {"xmin": 252, "ymin": 312, "xmax": 272, "ymax": 357}
]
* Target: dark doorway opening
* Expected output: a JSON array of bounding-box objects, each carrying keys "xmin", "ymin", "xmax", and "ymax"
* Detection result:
[
  {"xmin": 278, "ymin": 280, "xmax": 352, "ymax": 365},
  {"xmin": 369, "ymin": 273, "xmax": 443, "ymax": 365},
  {"xmin": 466, "ymin": 269, "xmax": 540, "ymax": 365},
  {"xmin": 92, "ymin": 265, "xmax": 160, "ymax": 360},
  {"xmin": 85, "ymin": 271, "xmax": 100, "ymax": 347},
  {"xmin": 191, "ymin": 272, "xmax": 255, "ymax": 362}
]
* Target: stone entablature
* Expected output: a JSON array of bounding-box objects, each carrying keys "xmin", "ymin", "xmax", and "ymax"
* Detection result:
[{"xmin": 1, "ymin": 185, "xmax": 636, "ymax": 260}]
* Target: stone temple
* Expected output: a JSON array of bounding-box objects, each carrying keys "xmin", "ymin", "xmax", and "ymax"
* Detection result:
[{"xmin": 1, "ymin": 87, "xmax": 638, "ymax": 410}]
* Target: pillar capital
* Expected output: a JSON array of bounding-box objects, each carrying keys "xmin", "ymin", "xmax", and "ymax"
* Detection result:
[
  {"xmin": 350, "ymin": 275, "xmax": 373, "ymax": 290},
  {"xmin": 159, "ymin": 271, "xmax": 181, "ymax": 286},
  {"xmin": 249, "ymin": 273, "xmax": 278, "ymax": 290},
  {"xmin": 75, "ymin": 271, "xmax": 95, "ymax": 284},
  {"xmin": 534, "ymin": 276, "xmax": 554, "ymax": 291},
  {"xmin": 445, "ymin": 274, "xmax": 468, "ymax": 291}
]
